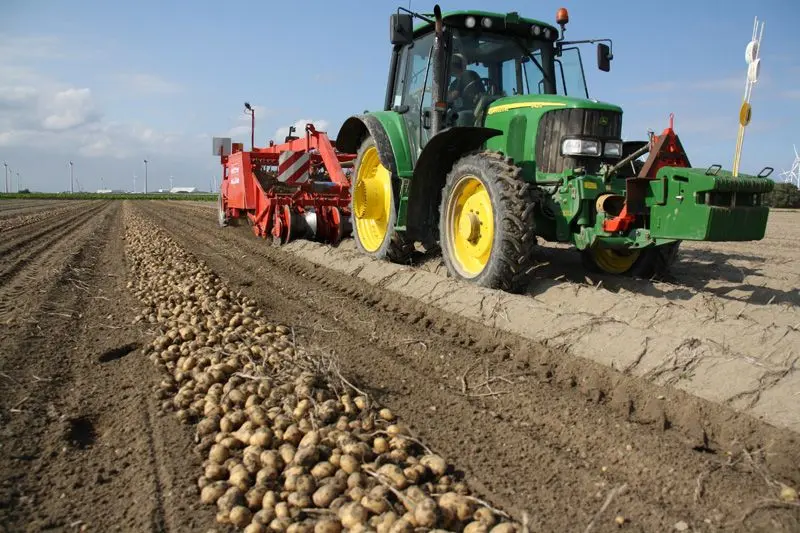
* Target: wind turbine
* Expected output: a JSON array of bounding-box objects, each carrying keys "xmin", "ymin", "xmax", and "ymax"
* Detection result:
[{"xmin": 779, "ymin": 145, "xmax": 800, "ymax": 186}]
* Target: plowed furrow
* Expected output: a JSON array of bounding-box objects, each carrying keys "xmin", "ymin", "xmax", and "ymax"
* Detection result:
[
  {"xmin": 0, "ymin": 201, "xmax": 113, "ymax": 321},
  {"xmin": 0, "ymin": 202, "xmax": 94, "ymax": 255},
  {"xmin": 135, "ymin": 200, "xmax": 800, "ymax": 532}
]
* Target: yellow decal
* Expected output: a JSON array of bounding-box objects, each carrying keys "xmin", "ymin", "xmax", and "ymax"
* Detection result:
[
  {"xmin": 487, "ymin": 101, "xmax": 568, "ymax": 115},
  {"xmin": 584, "ymin": 181, "xmax": 598, "ymax": 189}
]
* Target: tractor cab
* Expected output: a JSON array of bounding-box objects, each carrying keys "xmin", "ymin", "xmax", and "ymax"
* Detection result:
[{"xmin": 387, "ymin": 9, "xmax": 611, "ymax": 159}]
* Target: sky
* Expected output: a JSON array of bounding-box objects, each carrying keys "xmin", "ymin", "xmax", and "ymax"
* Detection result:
[{"xmin": 1, "ymin": 0, "xmax": 798, "ymax": 193}]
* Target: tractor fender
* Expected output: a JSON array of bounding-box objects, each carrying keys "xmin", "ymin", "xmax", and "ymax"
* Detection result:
[
  {"xmin": 406, "ymin": 126, "xmax": 503, "ymax": 239},
  {"xmin": 336, "ymin": 115, "xmax": 398, "ymax": 176}
]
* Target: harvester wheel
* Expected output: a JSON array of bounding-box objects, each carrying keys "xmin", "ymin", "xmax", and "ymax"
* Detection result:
[
  {"xmin": 217, "ymin": 191, "xmax": 228, "ymax": 228},
  {"xmin": 439, "ymin": 151, "xmax": 536, "ymax": 293},
  {"xmin": 351, "ymin": 136, "xmax": 414, "ymax": 263}
]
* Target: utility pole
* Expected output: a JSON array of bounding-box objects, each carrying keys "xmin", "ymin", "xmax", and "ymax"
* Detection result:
[
  {"xmin": 16, "ymin": 171, "xmax": 20, "ymax": 192},
  {"xmin": 143, "ymin": 159, "xmax": 148, "ymax": 194},
  {"xmin": 69, "ymin": 160, "xmax": 74, "ymax": 193},
  {"xmin": 3, "ymin": 161, "xmax": 8, "ymax": 193}
]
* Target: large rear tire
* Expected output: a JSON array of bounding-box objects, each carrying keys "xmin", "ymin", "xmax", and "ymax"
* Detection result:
[
  {"xmin": 350, "ymin": 136, "xmax": 414, "ymax": 263},
  {"xmin": 438, "ymin": 151, "xmax": 537, "ymax": 293}
]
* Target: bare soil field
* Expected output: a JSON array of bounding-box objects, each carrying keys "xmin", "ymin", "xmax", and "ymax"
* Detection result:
[{"xmin": 1, "ymin": 199, "xmax": 798, "ymax": 533}]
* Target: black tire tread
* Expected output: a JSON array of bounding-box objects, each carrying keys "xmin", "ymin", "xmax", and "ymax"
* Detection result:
[{"xmin": 439, "ymin": 150, "xmax": 537, "ymax": 293}]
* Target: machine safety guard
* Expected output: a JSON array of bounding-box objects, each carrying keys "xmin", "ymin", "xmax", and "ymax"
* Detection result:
[{"xmin": 217, "ymin": 123, "xmax": 356, "ymax": 246}]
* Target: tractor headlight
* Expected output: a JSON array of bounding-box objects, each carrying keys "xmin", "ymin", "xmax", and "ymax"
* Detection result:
[
  {"xmin": 465, "ymin": 16, "xmax": 476, "ymax": 28},
  {"xmin": 481, "ymin": 17, "xmax": 493, "ymax": 29},
  {"xmin": 604, "ymin": 141, "xmax": 622, "ymax": 158},
  {"xmin": 562, "ymin": 138, "xmax": 601, "ymax": 157},
  {"xmin": 531, "ymin": 24, "xmax": 542, "ymax": 36}
]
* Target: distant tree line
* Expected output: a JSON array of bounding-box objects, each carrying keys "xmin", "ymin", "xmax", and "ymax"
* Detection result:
[{"xmin": 763, "ymin": 182, "xmax": 800, "ymax": 208}]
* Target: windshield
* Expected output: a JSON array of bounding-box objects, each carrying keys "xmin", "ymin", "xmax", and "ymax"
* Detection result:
[{"xmin": 449, "ymin": 28, "xmax": 589, "ymax": 99}]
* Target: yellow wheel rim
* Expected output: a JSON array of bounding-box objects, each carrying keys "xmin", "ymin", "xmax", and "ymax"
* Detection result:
[
  {"xmin": 352, "ymin": 146, "xmax": 391, "ymax": 252},
  {"xmin": 591, "ymin": 246, "xmax": 640, "ymax": 274},
  {"xmin": 445, "ymin": 175, "xmax": 494, "ymax": 277}
]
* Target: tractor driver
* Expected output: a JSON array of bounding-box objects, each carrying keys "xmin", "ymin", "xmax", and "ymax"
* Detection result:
[{"xmin": 447, "ymin": 53, "xmax": 484, "ymax": 110}]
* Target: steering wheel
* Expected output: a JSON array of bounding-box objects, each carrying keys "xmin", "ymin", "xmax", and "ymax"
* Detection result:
[{"xmin": 462, "ymin": 77, "xmax": 499, "ymax": 98}]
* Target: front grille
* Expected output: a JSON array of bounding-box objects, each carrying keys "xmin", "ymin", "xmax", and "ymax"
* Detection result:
[{"xmin": 535, "ymin": 108, "xmax": 623, "ymax": 174}]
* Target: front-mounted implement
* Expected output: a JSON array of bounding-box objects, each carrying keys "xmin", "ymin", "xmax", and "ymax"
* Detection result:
[{"xmin": 215, "ymin": 5, "xmax": 775, "ymax": 294}]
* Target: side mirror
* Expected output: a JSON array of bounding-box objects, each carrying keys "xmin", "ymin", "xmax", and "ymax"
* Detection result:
[
  {"xmin": 390, "ymin": 14, "xmax": 413, "ymax": 45},
  {"xmin": 597, "ymin": 43, "xmax": 612, "ymax": 72}
]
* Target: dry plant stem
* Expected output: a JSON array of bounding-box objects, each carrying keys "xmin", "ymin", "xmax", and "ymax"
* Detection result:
[
  {"xmin": 363, "ymin": 468, "xmax": 413, "ymax": 508},
  {"xmin": 583, "ymin": 483, "xmax": 628, "ymax": 533},
  {"xmin": 724, "ymin": 500, "xmax": 800, "ymax": 528}
]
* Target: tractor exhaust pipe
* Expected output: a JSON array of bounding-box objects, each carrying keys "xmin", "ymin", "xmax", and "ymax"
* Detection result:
[{"xmin": 430, "ymin": 5, "xmax": 445, "ymax": 136}]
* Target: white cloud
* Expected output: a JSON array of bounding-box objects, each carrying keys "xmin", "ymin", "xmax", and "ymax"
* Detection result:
[
  {"xmin": 0, "ymin": 35, "xmax": 63, "ymax": 61},
  {"xmin": 273, "ymin": 118, "xmax": 330, "ymax": 142},
  {"xmin": 41, "ymin": 88, "xmax": 100, "ymax": 130},
  {"xmin": 115, "ymin": 73, "xmax": 183, "ymax": 95}
]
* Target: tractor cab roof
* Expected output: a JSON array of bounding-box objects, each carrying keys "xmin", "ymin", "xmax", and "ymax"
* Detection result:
[{"xmin": 413, "ymin": 10, "xmax": 558, "ymax": 37}]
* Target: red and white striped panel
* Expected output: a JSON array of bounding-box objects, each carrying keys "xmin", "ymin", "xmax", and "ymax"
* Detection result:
[{"xmin": 277, "ymin": 151, "xmax": 310, "ymax": 184}]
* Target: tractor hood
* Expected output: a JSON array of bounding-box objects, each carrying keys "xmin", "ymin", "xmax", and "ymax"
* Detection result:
[{"xmin": 485, "ymin": 94, "xmax": 623, "ymax": 116}]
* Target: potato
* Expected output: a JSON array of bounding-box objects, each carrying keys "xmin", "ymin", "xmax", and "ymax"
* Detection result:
[
  {"xmin": 279, "ymin": 443, "xmax": 297, "ymax": 464},
  {"xmin": 246, "ymin": 486, "xmax": 267, "ymax": 510},
  {"xmin": 378, "ymin": 464, "xmax": 408, "ymax": 489},
  {"xmin": 260, "ymin": 450, "xmax": 284, "ymax": 471},
  {"xmin": 474, "ymin": 507, "xmax": 497, "ymax": 527},
  {"xmin": 294, "ymin": 474, "xmax": 316, "ymax": 495},
  {"xmin": 200, "ymin": 481, "xmax": 227, "ymax": 505},
  {"xmin": 340, "ymin": 454, "xmax": 360, "ymax": 474},
  {"xmin": 287, "ymin": 491, "xmax": 312, "ymax": 508},
  {"xmin": 196, "ymin": 416, "xmax": 219, "ymax": 437},
  {"xmin": 209, "ymin": 444, "xmax": 230, "ymax": 464},
  {"xmin": 387, "ymin": 517, "xmax": 414, "ymax": 533},
  {"xmin": 230, "ymin": 465, "xmax": 253, "ymax": 492},
  {"xmin": 373, "ymin": 437, "xmax": 390, "ymax": 455},
  {"xmin": 464, "ymin": 522, "xmax": 489, "ymax": 533},
  {"xmin": 250, "ymin": 427, "xmax": 273, "ymax": 448},
  {"xmin": 312, "ymin": 484, "xmax": 342, "ymax": 508},
  {"xmin": 338, "ymin": 502, "xmax": 369, "ymax": 529},
  {"xmin": 230, "ymin": 505, "xmax": 253, "ymax": 528},
  {"xmin": 283, "ymin": 424, "xmax": 303, "ymax": 445},
  {"xmin": 412, "ymin": 498, "xmax": 438, "ymax": 528},
  {"xmin": 311, "ymin": 461, "xmax": 336, "ymax": 480},
  {"xmin": 244, "ymin": 522, "xmax": 268, "ymax": 533},
  {"xmin": 314, "ymin": 518, "xmax": 343, "ymax": 533},
  {"xmin": 361, "ymin": 494, "xmax": 389, "ymax": 515},
  {"xmin": 299, "ymin": 429, "xmax": 320, "ymax": 448},
  {"xmin": 256, "ymin": 466, "xmax": 280, "ymax": 485},
  {"xmin": 205, "ymin": 463, "xmax": 228, "ymax": 482},
  {"xmin": 254, "ymin": 507, "xmax": 276, "ymax": 525},
  {"xmin": 275, "ymin": 502, "xmax": 291, "ymax": 520},
  {"xmin": 375, "ymin": 511, "xmax": 399, "ymax": 533},
  {"xmin": 438, "ymin": 492, "xmax": 474, "ymax": 523},
  {"xmin": 420, "ymin": 454, "xmax": 447, "ymax": 477},
  {"xmin": 217, "ymin": 486, "xmax": 245, "ymax": 513},
  {"xmin": 347, "ymin": 472, "xmax": 365, "ymax": 489},
  {"xmin": 293, "ymin": 445, "xmax": 320, "ymax": 468}
]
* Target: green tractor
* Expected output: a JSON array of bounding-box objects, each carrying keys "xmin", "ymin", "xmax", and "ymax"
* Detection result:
[{"xmin": 335, "ymin": 6, "xmax": 774, "ymax": 293}]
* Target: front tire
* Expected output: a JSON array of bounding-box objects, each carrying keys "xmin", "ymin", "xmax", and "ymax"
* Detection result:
[
  {"xmin": 581, "ymin": 241, "xmax": 681, "ymax": 279},
  {"xmin": 438, "ymin": 151, "xmax": 537, "ymax": 293},
  {"xmin": 350, "ymin": 136, "xmax": 414, "ymax": 263}
]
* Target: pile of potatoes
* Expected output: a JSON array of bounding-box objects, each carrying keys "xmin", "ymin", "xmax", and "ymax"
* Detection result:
[{"xmin": 123, "ymin": 211, "xmax": 521, "ymax": 533}]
